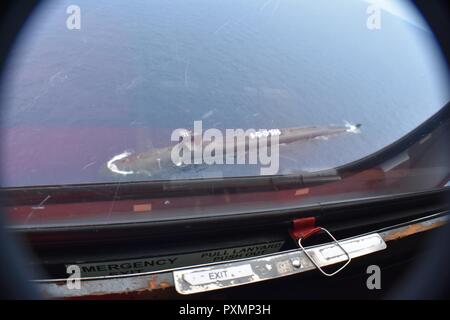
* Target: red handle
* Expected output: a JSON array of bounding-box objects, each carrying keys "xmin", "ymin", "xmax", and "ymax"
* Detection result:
[{"xmin": 289, "ymin": 217, "xmax": 321, "ymax": 241}]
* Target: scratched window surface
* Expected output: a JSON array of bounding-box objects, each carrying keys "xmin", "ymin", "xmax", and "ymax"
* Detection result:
[{"xmin": 0, "ymin": 0, "xmax": 448, "ymax": 189}]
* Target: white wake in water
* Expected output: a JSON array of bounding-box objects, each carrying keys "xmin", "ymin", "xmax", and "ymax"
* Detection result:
[
  {"xmin": 107, "ymin": 151, "xmax": 135, "ymax": 175},
  {"xmin": 344, "ymin": 121, "xmax": 361, "ymax": 134}
]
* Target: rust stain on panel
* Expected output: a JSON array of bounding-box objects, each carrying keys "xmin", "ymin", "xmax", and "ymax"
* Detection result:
[{"xmin": 383, "ymin": 219, "xmax": 446, "ymax": 242}]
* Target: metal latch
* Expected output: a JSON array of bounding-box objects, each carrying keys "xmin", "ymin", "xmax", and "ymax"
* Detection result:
[
  {"xmin": 298, "ymin": 227, "xmax": 351, "ymax": 277},
  {"xmin": 290, "ymin": 217, "xmax": 351, "ymax": 276}
]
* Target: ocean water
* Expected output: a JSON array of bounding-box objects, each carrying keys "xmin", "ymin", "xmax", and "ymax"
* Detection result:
[{"xmin": 0, "ymin": 0, "xmax": 449, "ymax": 187}]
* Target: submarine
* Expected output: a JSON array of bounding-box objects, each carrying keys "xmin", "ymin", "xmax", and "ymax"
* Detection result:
[{"xmin": 105, "ymin": 123, "xmax": 361, "ymax": 177}]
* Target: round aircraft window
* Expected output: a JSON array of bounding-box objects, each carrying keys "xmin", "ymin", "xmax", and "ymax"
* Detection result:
[{"xmin": 0, "ymin": 0, "xmax": 449, "ymax": 227}]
